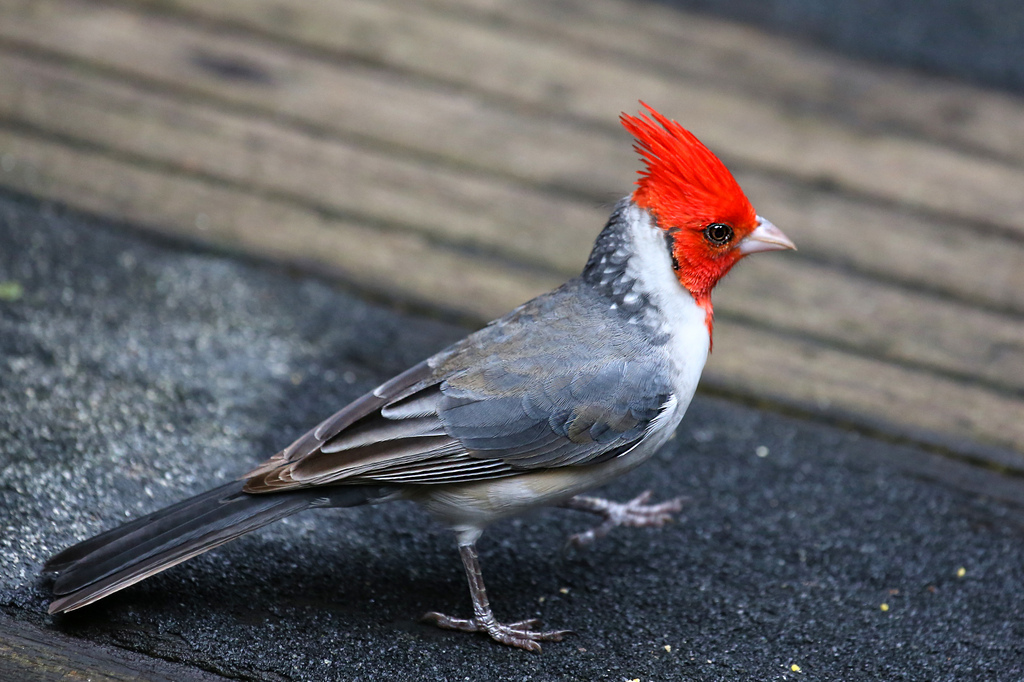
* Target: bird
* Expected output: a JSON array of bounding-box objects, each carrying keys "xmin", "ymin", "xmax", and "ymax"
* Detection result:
[{"xmin": 43, "ymin": 102, "xmax": 796, "ymax": 652}]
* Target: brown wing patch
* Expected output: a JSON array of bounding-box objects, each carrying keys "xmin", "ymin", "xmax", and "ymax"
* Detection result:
[{"xmin": 243, "ymin": 360, "xmax": 438, "ymax": 491}]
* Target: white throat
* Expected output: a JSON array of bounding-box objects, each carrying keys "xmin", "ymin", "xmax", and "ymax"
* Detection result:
[{"xmin": 621, "ymin": 203, "xmax": 711, "ymax": 407}]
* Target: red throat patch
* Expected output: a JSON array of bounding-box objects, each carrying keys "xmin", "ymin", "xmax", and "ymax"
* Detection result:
[{"xmin": 620, "ymin": 103, "xmax": 759, "ymax": 346}]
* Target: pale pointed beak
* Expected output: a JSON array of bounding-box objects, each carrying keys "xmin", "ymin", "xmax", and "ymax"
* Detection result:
[{"xmin": 738, "ymin": 216, "xmax": 797, "ymax": 255}]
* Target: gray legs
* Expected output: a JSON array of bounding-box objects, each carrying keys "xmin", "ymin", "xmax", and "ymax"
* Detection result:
[
  {"xmin": 421, "ymin": 541, "xmax": 571, "ymax": 653},
  {"xmin": 421, "ymin": 490, "xmax": 683, "ymax": 651}
]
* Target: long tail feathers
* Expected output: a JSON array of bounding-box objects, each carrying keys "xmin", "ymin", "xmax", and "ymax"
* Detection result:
[{"xmin": 44, "ymin": 482, "xmax": 381, "ymax": 614}]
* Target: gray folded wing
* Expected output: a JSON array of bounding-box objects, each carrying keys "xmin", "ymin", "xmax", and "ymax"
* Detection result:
[{"xmin": 244, "ymin": 282, "xmax": 674, "ymax": 492}]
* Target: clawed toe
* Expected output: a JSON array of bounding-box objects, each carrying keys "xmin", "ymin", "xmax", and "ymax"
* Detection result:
[
  {"xmin": 565, "ymin": 490, "xmax": 689, "ymax": 547},
  {"xmin": 424, "ymin": 541, "xmax": 574, "ymax": 652},
  {"xmin": 422, "ymin": 611, "xmax": 571, "ymax": 652}
]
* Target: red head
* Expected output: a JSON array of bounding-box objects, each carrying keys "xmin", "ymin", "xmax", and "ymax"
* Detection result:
[{"xmin": 621, "ymin": 103, "xmax": 794, "ymax": 324}]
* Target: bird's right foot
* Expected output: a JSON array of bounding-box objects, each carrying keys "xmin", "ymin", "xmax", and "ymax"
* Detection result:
[{"xmin": 421, "ymin": 611, "xmax": 572, "ymax": 653}]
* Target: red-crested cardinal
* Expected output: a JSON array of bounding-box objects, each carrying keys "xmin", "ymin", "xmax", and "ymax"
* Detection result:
[{"xmin": 45, "ymin": 103, "xmax": 795, "ymax": 652}]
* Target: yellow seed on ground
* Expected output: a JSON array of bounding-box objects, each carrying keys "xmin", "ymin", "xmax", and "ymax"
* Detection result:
[
  {"xmin": 0, "ymin": 281, "xmax": 23, "ymax": 301},
  {"xmin": 957, "ymin": 567, "xmax": 967, "ymax": 578},
  {"xmin": 880, "ymin": 603, "xmax": 889, "ymax": 611},
  {"xmin": 791, "ymin": 663, "xmax": 801, "ymax": 672},
  {"xmin": 664, "ymin": 645, "xmax": 672, "ymax": 653}
]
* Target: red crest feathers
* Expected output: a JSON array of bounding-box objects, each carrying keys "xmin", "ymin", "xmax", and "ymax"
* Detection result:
[{"xmin": 620, "ymin": 103, "xmax": 755, "ymax": 231}]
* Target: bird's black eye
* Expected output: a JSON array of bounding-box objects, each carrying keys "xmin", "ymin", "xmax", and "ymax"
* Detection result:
[{"xmin": 704, "ymin": 223, "xmax": 734, "ymax": 245}]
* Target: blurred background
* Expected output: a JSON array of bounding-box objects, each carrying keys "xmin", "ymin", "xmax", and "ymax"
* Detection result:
[
  {"xmin": 2, "ymin": 0, "xmax": 1022, "ymax": 470},
  {"xmin": 661, "ymin": 0, "xmax": 1024, "ymax": 93}
]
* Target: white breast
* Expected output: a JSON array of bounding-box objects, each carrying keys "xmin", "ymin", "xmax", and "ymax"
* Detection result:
[{"xmin": 620, "ymin": 204, "xmax": 711, "ymax": 416}]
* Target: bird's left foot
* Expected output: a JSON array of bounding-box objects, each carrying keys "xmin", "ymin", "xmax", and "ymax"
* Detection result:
[
  {"xmin": 563, "ymin": 490, "xmax": 687, "ymax": 547},
  {"xmin": 421, "ymin": 611, "xmax": 572, "ymax": 652}
]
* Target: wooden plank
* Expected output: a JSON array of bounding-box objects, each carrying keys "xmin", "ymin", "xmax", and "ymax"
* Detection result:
[
  {"xmin": 0, "ymin": 52, "xmax": 597, "ymax": 276},
  {"xmin": 3, "ymin": 125, "xmax": 1024, "ymax": 462},
  {"xmin": 4, "ymin": 0, "xmax": 1023, "ymax": 309},
  {"xmin": 737, "ymin": 172, "xmax": 1024, "ymax": 317},
  {"xmin": 9, "ymin": 46, "xmax": 1024, "ymax": 325},
  {"xmin": 3, "ymin": 0, "xmax": 1023, "ymax": 316},
  {"xmin": 111, "ymin": 0, "xmax": 1024, "ymax": 318},
  {"xmin": 720, "ymin": 257, "xmax": 1024, "ymax": 393},
  {"xmin": 5, "ymin": 52, "xmax": 1024, "ymax": 396},
  {"xmin": 2, "ymin": 0, "xmax": 1023, "ymax": 464},
  {"xmin": 430, "ymin": 0, "xmax": 1024, "ymax": 169},
  {"xmin": 0, "ymin": 127, "xmax": 561, "ymax": 320},
  {"xmin": 92, "ymin": 0, "xmax": 1024, "ymax": 238},
  {"xmin": 0, "ymin": 0, "xmax": 632, "ymax": 193},
  {"xmin": 707, "ymin": 327, "xmax": 1024, "ymax": 470}
]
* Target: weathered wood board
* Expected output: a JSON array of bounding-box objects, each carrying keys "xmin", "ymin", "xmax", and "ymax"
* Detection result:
[{"xmin": 0, "ymin": 0, "xmax": 1022, "ymax": 464}]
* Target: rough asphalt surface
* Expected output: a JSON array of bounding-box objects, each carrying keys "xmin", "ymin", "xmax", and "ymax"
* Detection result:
[{"xmin": 2, "ymin": 190, "xmax": 1024, "ymax": 681}]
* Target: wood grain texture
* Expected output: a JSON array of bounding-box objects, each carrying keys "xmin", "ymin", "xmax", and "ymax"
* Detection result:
[
  {"xmin": 0, "ymin": 128, "xmax": 561, "ymax": 319},
  {"xmin": 109, "ymin": 0, "xmax": 1024, "ymax": 235},
  {"xmin": 0, "ymin": 0, "xmax": 1021, "ymax": 465},
  {"xmin": 430, "ymin": 0, "xmax": 1024, "ymax": 167},
  {"xmin": 3, "ymin": 53, "xmax": 1023, "ymax": 397}
]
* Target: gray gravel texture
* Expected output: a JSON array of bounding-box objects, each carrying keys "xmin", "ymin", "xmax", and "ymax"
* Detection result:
[{"xmin": 2, "ymin": 191, "xmax": 1024, "ymax": 680}]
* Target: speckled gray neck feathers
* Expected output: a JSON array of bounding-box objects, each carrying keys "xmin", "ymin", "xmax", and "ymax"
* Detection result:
[{"xmin": 580, "ymin": 199, "xmax": 673, "ymax": 345}]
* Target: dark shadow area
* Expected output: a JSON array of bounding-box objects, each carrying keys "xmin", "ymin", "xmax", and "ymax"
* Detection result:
[{"xmin": 656, "ymin": 0, "xmax": 1024, "ymax": 93}]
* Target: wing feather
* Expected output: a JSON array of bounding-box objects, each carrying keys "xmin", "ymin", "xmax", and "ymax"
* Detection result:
[
  {"xmin": 320, "ymin": 415, "xmax": 444, "ymax": 453},
  {"xmin": 244, "ymin": 280, "xmax": 676, "ymax": 493}
]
